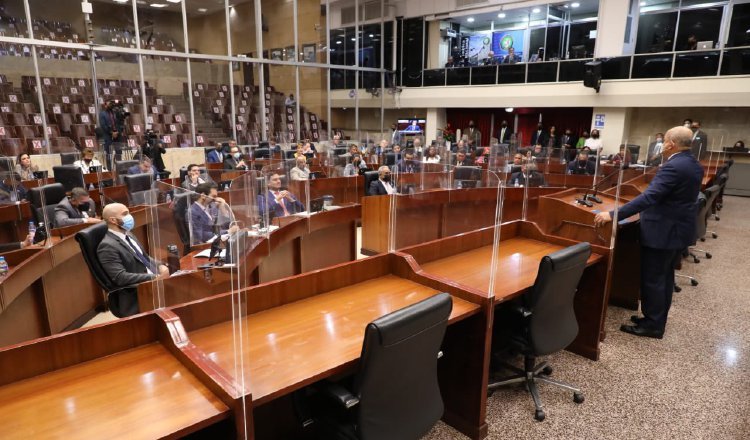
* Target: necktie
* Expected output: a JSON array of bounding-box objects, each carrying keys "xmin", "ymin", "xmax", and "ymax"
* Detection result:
[
  {"xmin": 125, "ymin": 235, "xmax": 156, "ymax": 273},
  {"xmin": 275, "ymin": 191, "xmax": 290, "ymax": 216}
]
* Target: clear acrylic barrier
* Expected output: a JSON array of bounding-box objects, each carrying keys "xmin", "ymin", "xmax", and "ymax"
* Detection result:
[{"xmin": 388, "ymin": 161, "xmax": 507, "ymax": 299}]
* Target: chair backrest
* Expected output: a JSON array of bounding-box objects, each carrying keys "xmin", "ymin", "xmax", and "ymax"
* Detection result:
[
  {"xmin": 60, "ymin": 152, "xmax": 79, "ymax": 165},
  {"xmin": 527, "ymin": 242, "xmax": 591, "ymax": 356},
  {"xmin": 284, "ymin": 149, "xmax": 296, "ymax": 159},
  {"xmin": 75, "ymin": 222, "xmax": 115, "ymax": 292},
  {"xmin": 29, "ymin": 182, "xmax": 66, "ymax": 209},
  {"xmin": 703, "ymin": 184, "xmax": 721, "ymax": 216},
  {"xmin": 695, "ymin": 192, "xmax": 708, "ymax": 240},
  {"xmin": 52, "ymin": 165, "xmax": 85, "ymax": 192},
  {"xmin": 114, "ymin": 160, "xmax": 139, "ymax": 183},
  {"xmin": 353, "ymin": 293, "xmax": 452, "ymax": 440},
  {"xmin": 254, "ymin": 148, "xmax": 270, "ymax": 158},
  {"xmin": 383, "ymin": 152, "xmax": 396, "ymax": 166},
  {"xmin": 364, "ymin": 170, "xmax": 379, "ymax": 195}
]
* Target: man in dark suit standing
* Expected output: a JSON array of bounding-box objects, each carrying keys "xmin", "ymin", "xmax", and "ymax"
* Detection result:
[
  {"xmin": 98, "ymin": 101, "xmax": 117, "ymax": 156},
  {"xmin": 595, "ymin": 126, "xmax": 703, "ymax": 338},
  {"xmin": 690, "ymin": 120, "xmax": 708, "ymax": 159},
  {"xmin": 561, "ymin": 128, "xmax": 578, "ymax": 162},
  {"xmin": 97, "ymin": 203, "xmax": 168, "ymax": 317},
  {"xmin": 530, "ymin": 122, "xmax": 548, "ymax": 147},
  {"xmin": 369, "ymin": 166, "xmax": 396, "ymax": 196},
  {"xmin": 497, "ymin": 120, "xmax": 512, "ymax": 144}
]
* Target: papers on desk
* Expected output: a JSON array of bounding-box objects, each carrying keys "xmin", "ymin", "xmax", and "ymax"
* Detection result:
[
  {"xmin": 248, "ymin": 225, "xmax": 279, "ymax": 236},
  {"xmin": 194, "ymin": 248, "xmax": 226, "ymax": 258},
  {"xmin": 293, "ymin": 206, "xmax": 342, "ymax": 217},
  {"xmin": 170, "ymin": 269, "xmax": 196, "ymax": 277}
]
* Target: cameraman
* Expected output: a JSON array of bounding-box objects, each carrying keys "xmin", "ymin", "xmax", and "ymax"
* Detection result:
[
  {"xmin": 98, "ymin": 100, "xmax": 128, "ymax": 158},
  {"xmin": 141, "ymin": 129, "xmax": 168, "ymax": 174}
]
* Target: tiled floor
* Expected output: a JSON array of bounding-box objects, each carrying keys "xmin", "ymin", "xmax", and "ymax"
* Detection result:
[{"xmin": 423, "ymin": 195, "xmax": 750, "ymax": 439}]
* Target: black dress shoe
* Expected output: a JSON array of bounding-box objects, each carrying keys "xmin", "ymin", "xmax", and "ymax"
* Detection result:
[
  {"xmin": 630, "ymin": 315, "xmax": 644, "ymax": 324},
  {"xmin": 620, "ymin": 324, "xmax": 664, "ymax": 339}
]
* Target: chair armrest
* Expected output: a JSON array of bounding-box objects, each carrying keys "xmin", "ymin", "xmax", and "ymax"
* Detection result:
[
  {"xmin": 320, "ymin": 382, "xmax": 360, "ymax": 410},
  {"xmin": 514, "ymin": 306, "xmax": 532, "ymax": 318}
]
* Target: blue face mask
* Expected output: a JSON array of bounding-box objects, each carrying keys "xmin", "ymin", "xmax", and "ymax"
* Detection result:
[{"xmin": 120, "ymin": 214, "xmax": 135, "ymax": 231}]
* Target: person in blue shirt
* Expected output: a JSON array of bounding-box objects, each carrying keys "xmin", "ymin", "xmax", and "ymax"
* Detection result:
[
  {"xmin": 595, "ymin": 126, "xmax": 703, "ymax": 339},
  {"xmin": 127, "ymin": 157, "xmax": 158, "ymax": 177}
]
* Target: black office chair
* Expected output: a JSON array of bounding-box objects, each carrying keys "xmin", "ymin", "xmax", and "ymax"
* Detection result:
[
  {"xmin": 114, "ymin": 160, "xmax": 139, "ymax": 184},
  {"xmin": 52, "ymin": 165, "xmax": 85, "ymax": 192},
  {"xmin": 333, "ymin": 147, "xmax": 348, "ymax": 156},
  {"xmin": 488, "ymin": 242, "xmax": 591, "ymax": 422},
  {"xmin": 60, "ymin": 152, "xmax": 79, "ymax": 166},
  {"xmin": 28, "ymin": 183, "xmax": 67, "ymax": 226},
  {"xmin": 124, "ymin": 173, "xmax": 155, "ymax": 205},
  {"xmin": 254, "ymin": 148, "xmax": 271, "ymax": 159},
  {"xmin": 172, "ymin": 191, "xmax": 192, "ymax": 254},
  {"xmin": 363, "ymin": 170, "xmax": 379, "ymax": 196},
  {"xmin": 675, "ymin": 193, "xmax": 708, "ymax": 288},
  {"xmin": 383, "ymin": 152, "xmax": 396, "ymax": 167},
  {"xmin": 703, "ymin": 184, "xmax": 721, "ymax": 239},
  {"xmin": 310, "ymin": 293, "xmax": 452, "ymax": 440},
  {"xmin": 74, "ymin": 222, "xmax": 114, "ymax": 311},
  {"xmin": 284, "ymin": 149, "xmax": 297, "ymax": 159}
]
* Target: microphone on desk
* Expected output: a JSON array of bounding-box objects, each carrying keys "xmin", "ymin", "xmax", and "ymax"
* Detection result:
[{"xmin": 576, "ymin": 162, "xmax": 629, "ymax": 207}]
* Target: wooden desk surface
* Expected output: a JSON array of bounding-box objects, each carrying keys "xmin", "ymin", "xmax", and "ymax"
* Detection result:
[
  {"xmin": 188, "ymin": 275, "xmax": 479, "ymax": 405},
  {"xmin": 0, "ymin": 343, "xmax": 228, "ymax": 439},
  {"xmin": 420, "ymin": 237, "xmax": 601, "ymax": 302}
]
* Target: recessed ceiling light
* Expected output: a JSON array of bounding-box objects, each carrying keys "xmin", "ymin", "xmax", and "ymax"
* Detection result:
[
  {"xmin": 150, "ymin": 3, "xmax": 168, "ymax": 7},
  {"xmin": 369, "ymin": 34, "xmax": 374, "ymax": 38},
  {"xmin": 498, "ymin": 13, "xmax": 506, "ymax": 18},
  {"xmin": 166, "ymin": 0, "xmax": 181, "ymax": 3},
  {"xmin": 572, "ymin": 2, "xmax": 581, "ymax": 7},
  {"xmin": 350, "ymin": 38, "xmax": 356, "ymax": 41},
  {"xmin": 113, "ymin": 0, "xmax": 129, "ymax": 4},
  {"xmin": 467, "ymin": 17, "xmax": 475, "ymax": 23},
  {"xmin": 197, "ymin": 8, "xmax": 207, "ymax": 12},
  {"xmin": 532, "ymin": 8, "xmax": 541, "ymax": 13},
  {"xmin": 639, "ymin": 1, "xmax": 646, "ymax": 6},
  {"xmin": 336, "ymin": 41, "xmax": 342, "ymax": 44}
]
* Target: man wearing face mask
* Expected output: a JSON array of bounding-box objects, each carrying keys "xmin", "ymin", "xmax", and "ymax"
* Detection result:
[
  {"xmin": 369, "ymin": 165, "xmax": 397, "ymax": 195},
  {"xmin": 689, "ymin": 120, "xmax": 708, "ymax": 159},
  {"xmin": 498, "ymin": 120, "xmax": 512, "ymax": 144},
  {"xmin": 390, "ymin": 124, "xmax": 402, "ymax": 147},
  {"xmin": 189, "ymin": 182, "xmax": 238, "ymax": 244},
  {"xmin": 97, "ymin": 203, "xmax": 169, "ymax": 317},
  {"xmin": 464, "ymin": 120, "xmax": 481, "ymax": 146},
  {"xmin": 584, "ymin": 129, "xmax": 602, "ymax": 153},
  {"xmin": 647, "ymin": 133, "xmax": 665, "ymax": 166},
  {"xmin": 224, "ymin": 145, "xmax": 248, "ymax": 171},
  {"xmin": 595, "ymin": 126, "xmax": 703, "ymax": 339},
  {"xmin": 530, "ymin": 123, "xmax": 548, "ymax": 147},
  {"xmin": 343, "ymin": 154, "xmax": 368, "ymax": 176},
  {"xmin": 567, "ymin": 150, "xmax": 596, "ymax": 175},
  {"xmin": 395, "ymin": 151, "xmax": 421, "ymax": 174},
  {"xmin": 54, "ymin": 187, "xmax": 101, "ymax": 227}
]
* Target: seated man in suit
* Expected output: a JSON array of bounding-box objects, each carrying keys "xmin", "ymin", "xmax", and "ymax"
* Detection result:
[
  {"xmin": 189, "ymin": 182, "xmax": 238, "ymax": 244},
  {"xmin": 507, "ymin": 162, "xmax": 546, "ymax": 187},
  {"xmin": 647, "ymin": 133, "xmax": 665, "ymax": 166},
  {"xmin": 343, "ymin": 154, "xmax": 368, "ymax": 176},
  {"xmin": 0, "ymin": 172, "xmax": 28, "ymax": 202},
  {"xmin": 97, "ymin": 202, "xmax": 168, "ymax": 317},
  {"xmin": 453, "ymin": 150, "xmax": 470, "ymax": 166},
  {"xmin": 206, "ymin": 145, "xmax": 225, "ymax": 164},
  {"xmin": 483, "ymin": 51, "xmax": 498, "ymax": 65},
  {"xmin": 127, "ymin": 157, "xmax": 158, "ymax": 176},
  {"xmin": 54, "ymin": 187, "xmax": 101, "ymax": 227},
  {"xmin": 369, "ymin": 166, "xmax": 396, "ymax": 195},
  {"xmin": 224, "ymin": 145, "xmax": 248, "ymax": 171},
  {"xmin": 567, "ymin": 150, "xmax": 596, "ymax": 175},
  {"xmin": 502, "ymin": 47, "xmax": 521, "ymax": 64},
  {"xmin": 394, "ymin": 151, "xmax": 421, "ymax": 174},
  {"xmin": 182, "ymin": 164, "xmax": 211, "ymax": 190},
  {"xmin": 260, "ymin": 173, "xmax": 304, "ymax": 218}
]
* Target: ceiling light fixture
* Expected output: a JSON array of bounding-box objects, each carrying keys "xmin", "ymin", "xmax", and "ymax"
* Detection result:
[
  {"xmin": 467, "ymin": 17, "xmax": 475, "ymax": 23},
  {"xmin": 197, "ymin": 8, "xmax": 207, "ymax": 12},
  {"xmin": 498, "ymin": 13, "xmax": 506, "ymax": 18},
  {"xmin": 150, "ymin": 3, "xmax": 168, "ymax": 7},
  {"xmin": 166, "ymin": 0, "xmax": 181, "ymax": 3},
  {"xmin": 572, "ymin": 2, "xmax": 580, "ymax": 7},
  {"xmin": 532, "ymin": 8, "xmax": 541, "ymax": 13}
]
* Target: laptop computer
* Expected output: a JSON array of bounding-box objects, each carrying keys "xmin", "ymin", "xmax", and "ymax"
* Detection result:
[
  {"xmin": 697, "ymin": 41, "xmax": 713, "ymax": 50},
  {"xmin": 309, "ymin": 197, "xmax": 326, "ymax": 213},
  {"xmin": 309, "ymin": 171, "xmax": 323, "ymax": 180},
  {"xmin": 32, "ymin": 170, "xmax": 48, "ymax": 180}
]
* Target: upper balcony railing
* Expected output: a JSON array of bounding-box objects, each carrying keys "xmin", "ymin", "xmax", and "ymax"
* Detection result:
[{"xmin": 330, "ymin": 46, "xmax": 750, "ymax": 90}]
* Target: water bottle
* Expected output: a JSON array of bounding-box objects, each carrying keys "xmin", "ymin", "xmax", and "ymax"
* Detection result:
[
  {"xmin": 514, "ymin": 178, "xmax": 520, "ymax": 187},
  {"xmin": 28, "ymin": 221, "xmax": 36, "ymax": 237},
  {"xmin": 165, "ymin": 193, "xmax": 172, "ymax": 203},
  {"xmin": 0, "ymin": 257, "xmax": 8, "ymax": 278},
  {"xmin": 89, "ymin": 183, "xmax": 95, "ymax": 191}
]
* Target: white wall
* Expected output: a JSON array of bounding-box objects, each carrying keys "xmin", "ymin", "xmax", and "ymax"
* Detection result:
[
  {"xmin": 594, "ymin": 0, "xmax": 631, "ymax": 58},
  {"xmin": 590, "ymin": 107, "xmax": 632, "ymax": 155}
]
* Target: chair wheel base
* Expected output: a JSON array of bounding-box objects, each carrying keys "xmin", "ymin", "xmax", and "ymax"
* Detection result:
[
  {"xmin": 541, "ymin": 366, "xmax": 553, "ymax": 376},
  {"xmin": 712, "ymin": 233, "xmax": 718, "ymax": 239},
  {"xmin": 700, "ymin": 238, "xmax": 706, "ymax": 242},
  {"xmin": 706, "ymin": 253, "xmax": 712, "ymax": 259},
  {"xmin": 674, "ymin": 284, "xmax": 682, "ymax": 292},
  {"xmin": 693, "ymin": 257, "xmax": 700, "ymax": 263},
  {"xmin": 691, "ymin": 279, "xmax": 699, "ymax": 286},
  {"xmin": 535, "ymin": 409, "xmax": 545, "ymax": 421},
  {"xmin": 574, "ymin": 392, "xmax": 584, "ymax": 404}
]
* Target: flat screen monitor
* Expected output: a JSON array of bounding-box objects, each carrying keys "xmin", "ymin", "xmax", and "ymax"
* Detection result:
[{"xmin": 397, "ymin": 118, "xmax": 426, "ymax": 134}]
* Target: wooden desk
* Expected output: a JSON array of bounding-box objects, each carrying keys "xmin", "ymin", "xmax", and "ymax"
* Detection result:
[
  {"xmin": 0, "ymin": 312, "xmax": 237, "ymax": 439},
  {"xmin": 399, "ymin": 221, "xmax": 608, "ymax": 361},
  {"xmin": 171, "ymin": 253, "xmax": 490, "ymax": 440},
  {"xmin": 0, "ymin": 202, "xmax": 32, "ymax": 243}
]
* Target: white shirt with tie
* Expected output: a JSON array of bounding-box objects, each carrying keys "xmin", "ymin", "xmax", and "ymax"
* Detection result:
[
  {"xmin": 109, "ymin": 229, "xmax": 153, "ymax": 275},
  {"xmin": 380, "ymin": 179, "xmax": 396, "ymax": 195}
]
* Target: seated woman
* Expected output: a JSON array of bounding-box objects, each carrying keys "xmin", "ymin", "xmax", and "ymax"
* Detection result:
[
  {"xmin": 728, "ymin": 140, "xmax": 747, "ymax": 152},
  {"xmin": 15, "ymin": 153, "xmax": 40, "ymax": 180},
  {"xmin": 343, "ymin": 154, "xmax": 368, "ymax": 176},
  {"xmin": 423, "ymin": 145, "xmax": 441, "ymax": 163},
  {"xmin": 474, "ymin": 146, "xmax": 488, "ymax": 164},
  {"xmin": 289, "ymin": 156, "xmax": 310, "ymax": 181},
  {"xmin": 73, "ymin": 148, "xmax": 107, "ymax": 174}
]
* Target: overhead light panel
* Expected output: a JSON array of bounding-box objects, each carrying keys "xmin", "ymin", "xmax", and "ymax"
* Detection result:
[
  {"xmin": 166, "ymin": 0, "xmax": 181, "ymax": 3},
  {"xmin": 498, "ymin": 13, "xmax": 506, "ymax": 18},
  {"xmin": 572, "ymin": 2, "xmax": 581, "ymax": 7},
  {"xmin": 197, "ymin": 8, "xmax": 207, "ymax": 12},
  {"xmin": 150, "ymin": 3, "xmax": 168, "ymax": 7},
  {"xmin": 532, "ymin": 8, "xmax": 541, "ymax": 13},
  {"xmin": 467, "ymin": 17, "xmax": 475, "ymax": 23}
]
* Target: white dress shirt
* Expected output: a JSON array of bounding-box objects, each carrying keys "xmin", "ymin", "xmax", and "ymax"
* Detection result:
[{"xmin": 109, "ymin": 229, "xmax": 153, "ymax": 275}]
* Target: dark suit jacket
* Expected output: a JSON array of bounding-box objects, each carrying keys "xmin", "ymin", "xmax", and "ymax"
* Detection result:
[
  {"xmin": 54, "ymin": 197, "xmax": 92, "ymax": 228},
  {"xmin": 206, "ymin": 150, "xmax": 224, "ymax": 164},
  {"xmin": 259, "ymin": 190, "xmax": 304, "ymax": 218},
  {"xmin": 189, "ymin": 202, "xmax": 222, "ymax": 244},
  {"xmin": 530, "ymin": 130, "xmax": 548, "ymax": 147},
  {"xmin": 127, "ymin": 165, "xmax": 158, "ymax": 177},
  {"xmin": 691, "ymin": 130, "xmax": 708, "ymax": 158},
  {"xmin": 497, "ymin": 127, "xmax": 512, "ymax": 144},
  {"xmin": 560, "ymin": 134, "xmax": 577, "ymax": 149},
  {"xmin": 507, "ymin": 171, "xmax": 546, "ymax": 187},
  {"xmin": 615, "ymin": 151, "xmax": 703, "ymax": 250},
  {"xmin": 99, "ymin": 110, "xmax": 114, "ymax": 140},
  {"xmin": 394, "ymin": 160, "xmax": 421, "ymax": 174},
  {"xmin": 223, "ymin": 156, "xmax": 247, "ymax": 171},
  {"xmin": 567, "ymin": 159, "xmax": 596, "ymax": 175},
  {"xmin": 0, "ymin": 242, "xmax": 22, "ymax": 253},
  {"xmin": 369, "ymin": 179, "xmax": 390, "ymax": 196},
  {"xmin": 97, "ymin": 231, "xmax": 157, "ymax": 316}
]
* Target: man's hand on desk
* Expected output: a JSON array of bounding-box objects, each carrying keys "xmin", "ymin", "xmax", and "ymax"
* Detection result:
[
  {"xmin": 20, "ymin": 233, "xmax": 33, "ymax": 248},
  {"xmin": 594, "ymin": 211, "xmax": 612, "ymax": 227},
  {"xmin": 85, "ymin": 217, "xmax": 102, "ymax": 224},
  {"xmin": 157, "ymin": 264, "xmax": 170, "ymax": 278}
]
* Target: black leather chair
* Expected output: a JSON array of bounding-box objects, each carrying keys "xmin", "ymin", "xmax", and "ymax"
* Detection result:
[
  {"xmin": 60, "ymin": 152, "xmax": 79, "ymax": 165},
  {"xmin": 675, "ymin": 193, "xmax": 708, "ymax": 288},
  {"xmin": 114, "ymin": 160, "xmax": 138, "ymax": 184},
  {"xmin": 363, "ymin": 170, "xmax": 379, "ymax": 196},
  {"xmin": 254, "ymin": 148, "xmax": 270, "ymax": 159},
  {"xmin": 124, "ymin": 173, "xmax": 155, "ymax": 205},
  {"xmin": 284, "ymin": 149, "xmax": 296, "ymax": 159},
  {"xmin": 74, "ymin": 222, "xmax": 114, "ymax": 312},
  {"xmin": 488, "ymin": 242, "xmax": 591, "ymax": 422},
  {"xmin": 171, "ymin": 191, "xmax": 193, "ymax": 254},
  {"xmin": 51, "ymin": 165, "xmax": 85, "ymax": 192},
  {"xmin": 703, "ymin": 184, "xmax": 721, "ymax": 239},
  {"xmin": 310, "ymin": 293, "xmax": 452, "ymax": 439},
  {"xmin": 28, "ymin": 183, "xmax": 66, "ymax": 226}
]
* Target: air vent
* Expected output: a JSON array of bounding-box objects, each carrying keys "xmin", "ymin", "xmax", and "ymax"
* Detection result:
[
  {"xmin": 363, "ymin": 2, "xmax": 381, "ymax": 21},
  {"xmin": 341, "ymin": 6, "xmax": 356, "ymax": 25},
  {"xmin": 456, "ymin": 0, "xmax": 488, "ymax": 8}
]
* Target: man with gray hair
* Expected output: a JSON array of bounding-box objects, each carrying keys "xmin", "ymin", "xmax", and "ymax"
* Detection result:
[
  {"xmin": 368, "ymin": 165, "xmax": 396, "ymax": 196},
  {"xmin": 595, "ymin": 126, "xmax": 703, "ymax": 339},
  {"xmin": 55, "ymin": 187, "xmax": 101, "ymax": 227}
]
